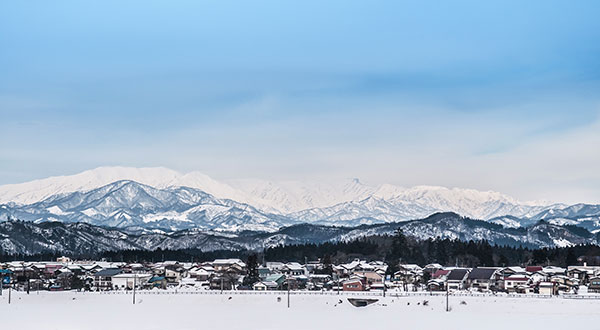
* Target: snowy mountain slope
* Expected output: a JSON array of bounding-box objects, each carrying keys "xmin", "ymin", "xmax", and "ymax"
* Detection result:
[
  {"xmin": 289, "ymin": 189, "xmax": 564, "ymax": 225},
  {"xmin": 0, "ymin": 166, "xmax": 274, "ymax": 211},
  {"xmin": 1, "ymin": 166, "xmax": 597, "ymax": 231},
  {"xmin": 226, "ymin": 177, "xmax": 376, "ymax": 213},
  {"xmin": 2, "ymin": 213, "xmax": 597, "ymax": 255},
  {"xmin": 0, "ymin": 181, "xmax": 296, "ymax": 232}
]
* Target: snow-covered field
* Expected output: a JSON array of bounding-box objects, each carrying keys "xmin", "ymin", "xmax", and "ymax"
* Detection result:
[{"xmin": 2, "ymin": 291, "xmax": 599, "ymax": 330}]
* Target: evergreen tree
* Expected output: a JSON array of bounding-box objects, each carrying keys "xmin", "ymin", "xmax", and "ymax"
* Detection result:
[{"xmin": 243, "ymin": 254, "xmax": 259, "ymax": 286}]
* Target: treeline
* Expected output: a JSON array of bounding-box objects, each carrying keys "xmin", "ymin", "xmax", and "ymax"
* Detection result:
[{"xmin": 264, "ymin": 230, "xmax": 599, "ymax": 270}]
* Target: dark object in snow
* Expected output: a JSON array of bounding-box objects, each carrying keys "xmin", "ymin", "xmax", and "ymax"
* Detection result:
[
  {"xmin": 423, "ymin": 300, "xmax": 429, "ymax": 306},
  {"xmin": 347, "ymin": 298, "xmax": 378, "ymax": 307},
  {"xmin": 228, "ymin": 297, "xmax": 232, "ymax": 300},
  {"xmin": 407, "ymin": 302, "xmax": 410, "ymax": 305},
  {"xmin": 277, "ymin": 297, "xmax": 281, "ymax": 302},
  {"xmin": 460, "ymin": 301, "xmax": 467, "ymax": 305},
  {"xmin": 72, "ymin": 298, "xmax": 76, "ymax": 300},
  {"xmin": 338, "ymin": 299, "xmax": 343, "ymax": 304}
]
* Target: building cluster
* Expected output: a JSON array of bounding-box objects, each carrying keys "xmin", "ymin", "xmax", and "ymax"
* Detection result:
[
  {"xmin": 2, "ymin": 257, "xmax": 600, "ymax": 295},
  {"xmin": 422, "ymin": 263, "xmax": 600, "ymax": 295}
]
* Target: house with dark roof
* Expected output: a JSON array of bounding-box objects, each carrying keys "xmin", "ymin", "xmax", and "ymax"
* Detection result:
[
  {"xmin": 467, "ymin": 267, "xmax": 501, "ymax": 291},
  {"xmin": 447, "ymin": 269, "xmax": 469, "ymax": 290},
  {"xmin": 93, "ymin": 268, "xmax": 122, "ymax": 291}
]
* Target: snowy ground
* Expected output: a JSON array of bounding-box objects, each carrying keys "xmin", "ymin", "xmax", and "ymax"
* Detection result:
[{"xmin": 2, "ymin": 291, "xmax": 599, "ymax": 330}]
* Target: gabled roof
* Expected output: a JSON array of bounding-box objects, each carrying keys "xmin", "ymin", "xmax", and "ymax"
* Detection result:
[
  {"xmin": 432, "ymin": 269, "xmax": 450, "ymax": 279},
  {"xmin": 424, "ymin": 263, "xmax": 443, "ymax": 269},
  {"xmin": 504, "ymin": 266, "xmax": 526, "ymax": 274},
  {"xmin": 447, "ymin": 269, "xmax": 469, "ymax": 281},
  {"xmin": 149, "ymin": 276, "xmax": 165, "ymax": 282},
  {"xmin": 526, "ymin": 266, "xmax": 543, "ymax": 273},
  {"xmin": 93, "ymin": 268, "xmax": 122, "ymax": 277},
  {"xmin": 265, "ymin": 274, "xmax": 286, "ymax": 282},
  {"xmin": 467, "ymin": 268, "xmax": 498, "ymax": 280}
]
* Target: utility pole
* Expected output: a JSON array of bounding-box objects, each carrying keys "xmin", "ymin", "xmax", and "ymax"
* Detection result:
[
  {"xmin": 133, "ymin": 275, "xmax": 136, "ymax": 305},
  {"xmin": 445, "ymin": 280, "xmax": 449, "ymax": 312},
  {"xmin": 287, "ymin": 279, "xmax": 290, "ymax": 308}
]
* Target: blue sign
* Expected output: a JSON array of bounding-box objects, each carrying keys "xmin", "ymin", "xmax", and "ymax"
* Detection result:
[{"xmin": 2, "ymin": 276, "xmax": 10, "ymax": 284}]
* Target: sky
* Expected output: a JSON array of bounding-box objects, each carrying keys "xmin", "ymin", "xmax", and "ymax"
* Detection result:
[{"xmin": 1, "ymin": 0, "xmax": 599, "ymax": 204}]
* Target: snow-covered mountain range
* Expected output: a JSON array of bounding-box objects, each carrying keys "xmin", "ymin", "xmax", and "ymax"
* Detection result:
[
  {"xmin": 0, "ymin": 166, "xmax": 598, "ymax": 233},
  {"xmin": 1, "ymin": 213, "xmax": 597, "ymax": 255}
]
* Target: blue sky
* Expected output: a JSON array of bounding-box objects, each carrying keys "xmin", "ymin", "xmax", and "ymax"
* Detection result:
[{"xmin": 1, "ymin": 0, "xmax": 599, "ymax": 203}]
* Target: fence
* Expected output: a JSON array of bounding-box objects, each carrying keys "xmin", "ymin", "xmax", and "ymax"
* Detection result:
[{"xmin": 96, "ymin": 289, "xmax": 599, "ymax": 300}]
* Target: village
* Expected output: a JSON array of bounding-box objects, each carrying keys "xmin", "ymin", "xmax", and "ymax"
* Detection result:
[{"xmin": 2, "ymin": 256, "xmax": 600, "ymax": 296}]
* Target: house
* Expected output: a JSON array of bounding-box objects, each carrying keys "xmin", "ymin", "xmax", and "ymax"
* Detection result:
[
  {"xmin": 111, "ymin": 273, "xmax": 152, "ymax": 290},
  {"xmin": 502, "ymin": 266, "xmax": 526, "ymax": 276},
  {"xmin": 148, "ymin": 276, "xmax": 167, "ymax": 289},
  {"xmin": 567, "ymin": 265, "xmax": 600, "ymax": 284},
  {"xmin": 264, "ymin": 274, "xmax": 286, "ymax": 289},
  {"xmin": 353, "ymin": 270, "xmax": 384, "ymax": 285},
  {"xmin": 423, "ymin": 264, "xmax": 443, "ymax": 277},
  {"xmin": 188, "ymin": 267, "xmax": 212, "ymax": 281},
  {"xmin": 343, "ymin": 279, "xmax": 365, "ymax": 291},
  {"xmin": 258, "ymin": 266, "xmax": 271, "ymax": 279},
  {"xmin": 446, "ymin": 269, "xmax": 469, "ymax": 291},
  {"xmin": 538, "ymin": 281, "xmax": 558, "ymax": 295},
  {"xmin": 212, "ymin": 259, "xmax": 246, "ymax": 272},
  {"xmin": 304, "ymin": 261, "xmax": 325, "ymax": 274},
  {"xmin": 44, "ymin": 264, "xmax": 64, "ymax": 277},
  {"xmin": 308, "ymin": 274, "xmax": 331, "ymax": 290},
  {"xmin": 265, "ymin": 262, "xmax": 285, "ymax": 272},
  {"xmin": 93, "ymin": 268, "xmax": 122, "ymax": 291},
  {"xmin": 210, "ymin": 275, "xmax": 235, "ymax": 290},
  {"xmin": 281, "ymin": 263, "xmax": 306, "ymax": 276},
  {"xmin": 467, "ymin": 268, "xmax": 501, "ymax": 291},
  {"xmin": 253, "ymin": 280, "xmax": 279, "ymax": 291},
  {"xmin": 164, "ymin": 269, "xmax": 182, "ymax": 284},
  {"xmin": 588, "ymin": 276, "xmax": 600, "ymax": 293},
  {"xmin": 393, "ymin": 264, "xmax": 423, "ymax": 284},
  {"xmin": 543, "ymin": 266, "xmax": 566, "ymax": 277},
  {"xmin": 56, "ymin": 256, "xmax": 72, "ymax": 263},
  {"xmin": 426, "ymin": 278, "xmax": 446, "ymax": 291},
  {"xmin": 431, "ymin": 269, "xmax": 450, "ymax": 280},
  {"xmin": 503, "ymin": 274, "xmax": 531, "ymax": 293},
  {"xmin": 253, "ymin": 281, "xmax": 268, "ymax": 291},
  {"xmin": 525, "ymin": 266, "xmax": 543, "ymax": 273},
  {"xmin": 394, "ymin": 264, "xmax": 424, "ymax": 291},
  {"xmin": 337, "ymin": 259, "xmax": 387, "ymax": 276}
]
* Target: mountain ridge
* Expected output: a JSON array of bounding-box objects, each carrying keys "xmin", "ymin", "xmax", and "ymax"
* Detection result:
[
  {"xmin": 1, "ymin": 212, "xmax": 598, "ymax": 256},
  {"xmin": 0, "ymin": 166, "xmax": 572, "ymax": 222}
]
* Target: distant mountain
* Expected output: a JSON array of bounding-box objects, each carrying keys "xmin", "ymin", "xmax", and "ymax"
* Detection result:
[
  {"xmin": 1, "ymin": 166, "xmax": 600, "ymax": 239},
  {"xmin": 1, "ymin": 213, "xmax": 597, "ymax": 256},
  {"xmin": 0, "ymin": 180, "xmax": 296, "ymax": 232},
  {"xmin": 0, "ymin": 166, "xmax": 271, "ymax": 210}
]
